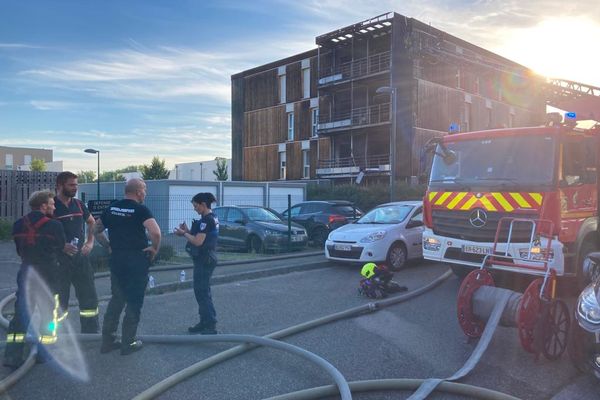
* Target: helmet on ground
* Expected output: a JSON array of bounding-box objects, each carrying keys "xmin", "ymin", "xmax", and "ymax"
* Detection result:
[{"xmin": 361, "ymin": 262, "xmax": 378, "ymax": 278}]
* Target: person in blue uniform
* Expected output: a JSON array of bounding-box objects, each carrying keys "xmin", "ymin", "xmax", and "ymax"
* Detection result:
[
  {"xmin": 54, "ymin": 171, "xmax": 100, "ymax": 333},
  {"xmin": 174, "ymin": 192, "xmax": 219, "ymax": 334},
  {"xmin": 95, "ymin": 178, "xmax": 161, "ymax": 355},
  {"xmin": 3, "ymin": 191, "xmax": 66, "ymax": 369}
]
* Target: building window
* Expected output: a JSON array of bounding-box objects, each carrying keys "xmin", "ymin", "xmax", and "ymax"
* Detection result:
[
  {"xmin": 279, "ymin": 151, "xmax": 286, "ymax": 179},
  {"xmin": 24, "ymin": 155, "xmax": 32, "ymax": 165},
  {"xmin": 464, "ymin": 103, "xmax": 472, "ymax": 132},
  {"xmin": 279, "ymin": 74, "xmax": 286, "ymax": 104},
  {"xmin": 287, "ymin": 112, "xmax": 294, "ymax": 141},
  {"xmin": 302, "ymin": 67, "xmax": 310, "ymax": 99},
  {"xmin": 509, "ymin": 113, "xmax": 514, "ymax": 128},
  {"xmin": 5, "ymin": 154, "xmax": 13, "ymax": 169},
  {"xmin": 474, "ymin": 77, "xmax": 480, "ymax": 95},
  {"xmin": 456, "ymin": 68, "xmax": 461, "ymax": 89},
  {"xmin": 302, "ymin": 150, "xmax": 310, "ymax": 179},
  {"xmin": 311, "ymin": 108, "xmax": 319, "ymax": 137},
  {"xmin": 487, "ymin": 108, "xmax": 493, "ymax": 128}
]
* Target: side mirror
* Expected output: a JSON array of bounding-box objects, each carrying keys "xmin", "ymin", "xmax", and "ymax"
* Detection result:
[
  {"xmin": 583, "ymin": 252, "xmax": 600, "ymax": 283},
  {"xmin": 406, "ymin": 220, "xmax": 424, "ymax": 229}
]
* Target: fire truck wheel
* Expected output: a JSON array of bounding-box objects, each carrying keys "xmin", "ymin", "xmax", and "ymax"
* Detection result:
[
  {"xmin": 387, "ymin": 242, "xmax": 407, "ymax": 271},
  {"xmin": 577, "ymin": 240, "xmax": 598, "ymax": 290}
]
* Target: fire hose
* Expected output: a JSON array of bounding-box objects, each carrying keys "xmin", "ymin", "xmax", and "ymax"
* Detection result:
[{"xmin": 0, "ymin": 268, "xmax": 527, "ymax": 399}]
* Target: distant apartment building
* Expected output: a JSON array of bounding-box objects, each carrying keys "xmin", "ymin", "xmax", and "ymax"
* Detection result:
[
  {"xmin": 0, "ymin": 146, "xmax": 62, "ymax": 172},
  {"xmin": 171, "ymin": 158, "xmax": 232, "ymax": 181},
  {"xmin": 231, "ymin": 12, "xmax": 546, "ymax": 183}
]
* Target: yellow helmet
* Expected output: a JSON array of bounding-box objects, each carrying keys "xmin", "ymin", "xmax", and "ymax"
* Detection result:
[{"xmin": 361, "ymin": 262, "xmax": 378, "ymax": 278}]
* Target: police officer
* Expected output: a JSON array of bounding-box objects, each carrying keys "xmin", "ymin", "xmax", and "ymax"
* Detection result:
[
  {"xmin": 4, "ymin": 191, "xmax": 66, "ymax": 368},
  {"xmin": 95, "ymin": 178, "xmax": 161, "ymax": 355},
  {"xmin": 54, "ymin": 171, "xmax": 100, "ymax": 333},
  {"xmin": 174, "ymin": 192, "xmax": 219, "ymax": 334}
]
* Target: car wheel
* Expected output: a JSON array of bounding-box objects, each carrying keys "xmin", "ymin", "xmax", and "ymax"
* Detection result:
[
  {"xmin": 387, "ymin": 242, "xmax": 407, "ymax": 271},
  {"xmin": 577, "ymin": 239, "xmax": 598, "ymax": 290},
  {"xmin": 311, "ymin": 228, "xmax": 328, "ymax": 247},
  {"xmin": 247, "ymin": 235, "xmax": 264, "ymax": 254}
]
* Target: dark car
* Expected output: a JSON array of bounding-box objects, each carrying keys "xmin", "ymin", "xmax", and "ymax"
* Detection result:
[
  {"xmin": 281, "ymin": 200, "xmax": 363, "ymax": 246},
  {"xmin": 212, "ymin": 205, "xmax": 308, "ymax": 253}
]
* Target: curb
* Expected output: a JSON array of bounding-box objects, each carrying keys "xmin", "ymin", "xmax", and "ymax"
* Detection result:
[
  {"xmin": 145, "ymin": 259, "xmax": 332, "ymax": 295},
  {"xmin": 93, "ymin": 250, "xmax": 324, "ymax": 278}
]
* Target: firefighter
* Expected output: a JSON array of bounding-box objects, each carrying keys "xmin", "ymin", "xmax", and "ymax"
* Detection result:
[
  {"xmin": 95, "ymin": 178, "xmax": 161, "ymax": 355},
  {"xmin": 3, "ymin": 190, "xmax": 66, "ymax": 369},
  {"xmin": 54, "ymin": 171, "xmax": 100, "ymax": 333}
]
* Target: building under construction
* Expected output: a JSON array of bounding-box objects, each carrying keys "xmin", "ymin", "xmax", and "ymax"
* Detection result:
[{"xmin": 231, "ymin": 12, "xmax": 548, "ymax": 183}]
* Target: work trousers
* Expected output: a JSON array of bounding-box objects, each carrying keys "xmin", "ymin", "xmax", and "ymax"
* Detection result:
[
  {"xmin": 58, "ymin": 253, "xmax": 99, "ymax": 333},
  {"xmin": 101, "ymin": 250, "xmax": 149, "ymax": 345},
  {"xmin": 4, "ymin": 265, "xmax": 60, "ymax": 367},
  {"xmin": 192, "ymin": 253, "xmax": 217, "ymax": 326}
]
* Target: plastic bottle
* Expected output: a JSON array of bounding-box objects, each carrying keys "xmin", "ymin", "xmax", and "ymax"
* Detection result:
[
  {"xmin": 71, "ymin": 237, "xmax": 79, "ymax": 246},
  {"xmin": 179, "ymin": 270, "xmax": 186, "ymax": 283},
  {"xmin": 148, "ymin": 275, "xmax": 155, "ymax": 288}
]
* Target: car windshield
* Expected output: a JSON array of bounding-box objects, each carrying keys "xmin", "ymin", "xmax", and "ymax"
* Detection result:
[
  {"xmin": 429, "ymin": 134, "xmax": 556, "ymax": 188},
  {"xmin": 356, "ymin": 205, "xmax": 413, "ymax": 224},
  {"xmin": 241, "ymin": 207, "xmax": 281, "ymax": 222},
  {"xmin": 331, "ymin": 204, "xmax": 359, "ymax": 216}
]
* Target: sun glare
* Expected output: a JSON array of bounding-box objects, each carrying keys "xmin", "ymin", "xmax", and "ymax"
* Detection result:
[{"xmin": 497, "ymin": 17, "xmax": 600, "ymax": 87}]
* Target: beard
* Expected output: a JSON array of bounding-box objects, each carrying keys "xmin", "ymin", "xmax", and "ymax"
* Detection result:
[{"xmin": 62, "ymin": 188, "xmax": 77, "ymax": 198}]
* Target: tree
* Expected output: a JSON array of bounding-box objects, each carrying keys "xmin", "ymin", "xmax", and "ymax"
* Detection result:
[
  {"xmin": 30, "ymin": 158, "xmax": 46, "ymax": 172},
  {"xmin": 77, "ymin": 170, "xmax": 96, "ymax": 183},
  {"xmin": 100, "ymin": 171, "xmax": 125, "ymax": 182},
  {"xmin": 213, "ymin": 158, "xmax": 228, "ymax": 181},
  {"xmin": 141, "ymin": 156, "xmax": 169, "ymax": 180}
]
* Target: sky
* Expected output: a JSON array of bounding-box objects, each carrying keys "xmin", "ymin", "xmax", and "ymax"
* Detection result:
[{"xmin": 1, "ymin": 0, "xmax": 599, "ymax": 174}]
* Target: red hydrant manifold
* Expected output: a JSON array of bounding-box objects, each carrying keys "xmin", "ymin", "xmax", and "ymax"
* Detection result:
[{"xmin": 457, "ymin": 268, "xmax": 570, "ymax": 360}]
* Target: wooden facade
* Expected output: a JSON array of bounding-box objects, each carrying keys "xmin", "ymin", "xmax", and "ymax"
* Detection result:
[
  {"xmin": 232, "ymin": 13, "xmax": 546, "ymax": 182},
  {"xmin": 0, "ymin": 170, "xmax": 59, "ymax": 221}
]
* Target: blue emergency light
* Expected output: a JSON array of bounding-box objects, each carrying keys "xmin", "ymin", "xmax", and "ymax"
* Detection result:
[{"xmin": 565, "ymin": 112, "xmax": 577, "ymax": 119}]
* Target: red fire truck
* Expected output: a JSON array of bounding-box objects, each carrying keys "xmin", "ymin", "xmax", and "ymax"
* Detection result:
[{"xmin": 422, "ymin": 79, "xmax": 600, "ymax": 288}]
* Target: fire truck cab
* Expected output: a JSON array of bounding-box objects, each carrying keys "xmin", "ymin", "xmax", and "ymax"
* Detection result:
[{"xmin": 422, "ymin": 120, "xmax": 600, "ymax": 287}]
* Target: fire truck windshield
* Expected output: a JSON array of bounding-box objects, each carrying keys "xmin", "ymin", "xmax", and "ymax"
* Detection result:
[{"xmin": 429, "ymin": 135, "xmax": 555, "ymax": 189}]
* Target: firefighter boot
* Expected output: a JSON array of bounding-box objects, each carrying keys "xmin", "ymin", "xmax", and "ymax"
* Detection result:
[
  {"xmin": 3, "ymin": 343, "xmax": 25, "ymax": 369},
  {"xmin": 80, "ymin": 315, "xmax": 99, "ymax": 334}
]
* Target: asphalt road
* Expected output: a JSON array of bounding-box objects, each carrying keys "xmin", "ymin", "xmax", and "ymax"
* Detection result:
[{"xmin": 1, "ymin": 257, "xmax": 598, "ymax": 400}]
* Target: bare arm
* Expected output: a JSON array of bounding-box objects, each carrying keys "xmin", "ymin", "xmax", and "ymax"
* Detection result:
[
  {"xmin": 94, "ymin": 218, "xmax": 111, "ymax": 252},
  {"xmin": 143, "ymin": 218, "xmax": 161, "ymax": 261},
  {"xmin": 82, "ymin": 214, "xmax": 96, "ymax": 256}
]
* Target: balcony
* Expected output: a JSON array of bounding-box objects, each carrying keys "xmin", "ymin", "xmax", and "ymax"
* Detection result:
[
  {"xmin": 316, "ymin": 154, "xmax": 390, "ymax": 177},
  {"xmin": 318, "ymin": 51, "xmax": 391, "ymax": 86},
  {"xmin": 318, "ymin": 102, "xmax": 390, "ymax": 133}
]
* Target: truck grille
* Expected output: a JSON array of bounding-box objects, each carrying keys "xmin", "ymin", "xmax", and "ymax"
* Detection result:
[{"xmin": 432, "ymin": 210, "xmax": 539, "ymax": 243}]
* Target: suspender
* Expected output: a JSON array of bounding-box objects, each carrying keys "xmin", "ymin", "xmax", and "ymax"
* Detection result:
[{"xmin": 22, "ymin": 215, "xmax": 51, "ymax": 246}]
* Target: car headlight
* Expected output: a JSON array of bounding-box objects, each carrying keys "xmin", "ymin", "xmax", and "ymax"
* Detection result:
[
  {"xmin": 265, "ymin": 229, "xmax": 285, "ymax": 236},
  {"xmin": 578, "ymin": 284, "xmax": 600, "ymax": 325},
  {"xmin": 360, "ymin": 231, "xmax": 386, "ymax": 243},
  {"xmin": 423, "ymin": 237, "xmax": 441, "ymax": 251}
]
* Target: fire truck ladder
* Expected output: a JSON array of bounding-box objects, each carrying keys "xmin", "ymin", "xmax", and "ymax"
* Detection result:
[{"xmin": 545, "ymin": 79, "xmax": 600, "ymax": 121}]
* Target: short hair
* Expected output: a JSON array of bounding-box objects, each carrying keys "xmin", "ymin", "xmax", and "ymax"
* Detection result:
[
  {"xmin": 125, "ymin": 178, "xmax": 145, "ymax": 194},
  {"xmin": 192, "ymin": 192, "xmax": 217, "ymax": 209},
  {"xmin": 29, "ymin": 190, "xmax": 55, "ymax": 210},
  {"xmin": 56, "ymin": 171, "xmax": 78, "ymax": 187}
]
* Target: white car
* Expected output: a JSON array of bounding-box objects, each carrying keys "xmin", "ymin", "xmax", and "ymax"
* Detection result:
[{"xmin": 325, "ymin": 201, "xmax": 424, "ymax": 270}]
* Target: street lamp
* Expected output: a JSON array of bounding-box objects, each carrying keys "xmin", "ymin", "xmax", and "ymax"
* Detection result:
[
  {"xmin": 376, "ymin": 86, "xmax": 397, "ymax": 202},
  {"xmin": 84, "ymin": 148, "xmax": 100, "ymax": 200}
]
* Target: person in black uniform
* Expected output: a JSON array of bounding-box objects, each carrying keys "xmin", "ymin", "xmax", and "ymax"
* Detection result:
[
  {"xmin": 95, "ymin": 178, "xmax": 161, "ymax": 355},
  {"xmin": 54, "ymin": 171, "xmax": 100, "ymax": 333},
  {"xmin": 174, "ymin": 192, "xmax": 219, "ymax": 334},
  {"xmin": 3, "ymin": 190, "xmax": 66, "ymax": 369}
]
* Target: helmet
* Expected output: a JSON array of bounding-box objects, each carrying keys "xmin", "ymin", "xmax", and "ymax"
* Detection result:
[{"xmin": 361, "ymin": 262, "xmax": 378, "ymax": 278}]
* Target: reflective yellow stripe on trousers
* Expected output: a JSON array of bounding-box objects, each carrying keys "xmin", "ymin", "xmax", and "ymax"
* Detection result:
[{"xmin": 79, "ymin": 307, "xmax": 99, "ymax": 318}]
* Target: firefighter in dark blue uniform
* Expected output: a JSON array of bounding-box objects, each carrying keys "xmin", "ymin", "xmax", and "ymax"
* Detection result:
[
  {"xmin": 174, "ymin": 192, "xmax": 219, "ymax": 334},
  {"xmin": 3, "ymin": 190, "xmax": 66, "ymax": 369},
  {"xmin": 95, "ymin": 178, "xmax": 161, "ymax": 355},
  {"xmin": 54, "ymin": 171, "xmax": 100, "ymax": 333}
]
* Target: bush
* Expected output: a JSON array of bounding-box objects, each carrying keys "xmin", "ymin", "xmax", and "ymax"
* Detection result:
[
  {"xmin": 307, "ymin": 181, "xmax": 426, "ymax": 212},
  {"xmin": 156, "ymin": 244, "xmax": 175, "ymax": 261},
  {"xmin": 0, "ymin": 219, "xmax": 12, "ymax": 241}
]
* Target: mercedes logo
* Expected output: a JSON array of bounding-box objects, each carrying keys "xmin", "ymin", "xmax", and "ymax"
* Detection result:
[{"xmin": 469, "ymin": 208, "xmax": 487, "ymax": 228}]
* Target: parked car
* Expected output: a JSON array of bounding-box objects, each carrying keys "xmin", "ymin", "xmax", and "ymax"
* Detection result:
[
  {"xmin": 281, "ymin": 201, "xmax": 363, "ymax": 246},
  {"xmin": 325, "ymin": 201, "xmax": 424, "ymax": 270},
  {"xmin": 212, "ymin": 205, "xmax": 308, "ymax": 253}
]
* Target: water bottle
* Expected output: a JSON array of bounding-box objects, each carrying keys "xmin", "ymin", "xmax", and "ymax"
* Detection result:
[
  {"xmin": 148, "ymin": 275, "xmax": 155, "ymax": 288},
  {"xmin": 71, "ymin": 237, "xmax": 79, "ymax": 246},
  {"xmin": 179, "ymin": 270, "xmax": 186, "ymax": 283}
]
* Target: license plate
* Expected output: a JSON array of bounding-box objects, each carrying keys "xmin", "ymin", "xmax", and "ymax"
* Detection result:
[
  {"xmin": 291, "ymin": 236, "xmax": 303, "ymax": 242},
  {"xmin": 334, "ymin": 244, "xmax": 352, "ymax": 251},
  {"xmin": 462, "ymin": 245, "xmax": 492, "ymax": 255}
]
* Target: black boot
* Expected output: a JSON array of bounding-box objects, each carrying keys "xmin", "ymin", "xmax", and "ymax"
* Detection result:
[
  {"xmin": 100, "ymin": 335, "xmax": 121, "ymax": 354},
  {"xmin": 188, "ymin": 321, "xmax": 205, "ymax": 334},
  {"xmin": 200, "ymin": 323, "xmax": 218, "ymax": 335},
  {"xmin": 120, "ymin": 339, "xmax": 143, "ymax": 356}
]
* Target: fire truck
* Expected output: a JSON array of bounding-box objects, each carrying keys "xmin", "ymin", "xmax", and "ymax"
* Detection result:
[{"xmin": 422, "ymin": 79, "xmax": 600, "ymax": 288}]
